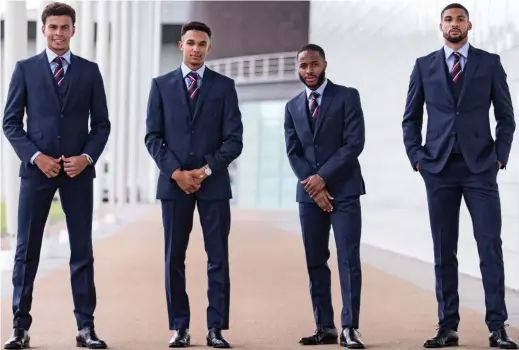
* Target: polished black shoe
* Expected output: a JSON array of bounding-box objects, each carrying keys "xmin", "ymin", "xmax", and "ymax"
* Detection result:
[
  {"xmin": 4, "ymin": 329, "xmax": 30, "ymax": 349},
  {"xmin": 299, "ymin": 325, "xmax": 338, "ymax": 345},
  {"xmin": 340, "ymin": 328, "xmax": 365, "ymax": 348},
  {"xmin": 76, "ymin": 327, "xmax": 107, "ymax": 349},
  {"xmin": 423, "ymin": 327, "xmax": 459, "ymax": 348},
  {"xmin": 169, "ymin": 329, "xmax": 190, "ymax": 348},
  {"xmin": 206, "ymin": 328, "xmax": 231, "ymax": 348},
  {"xmin": 489, "ymin": 326, "xmax": 518, "ymax": 349}
]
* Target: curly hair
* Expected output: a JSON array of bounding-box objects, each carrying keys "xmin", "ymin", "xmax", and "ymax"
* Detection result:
[{"xmin": 41, "ymin": 2, "xmax": 76, "ymax": 25}]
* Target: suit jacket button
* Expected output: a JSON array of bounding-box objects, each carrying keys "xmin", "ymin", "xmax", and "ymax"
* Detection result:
[
  {"xmin": 60, "ymin": 114, "xmax": 64, "ymax": 118},
  {"xmin": 456, "ymin": 112, "xmax": 460, "ymax": 115},
  {"xmin": 316, "ymin": 162, "xmax": 320, "ymax": 167},
  {"xmin": 189, "ymin": 152, "xmax": 194, "ymax": 156}
]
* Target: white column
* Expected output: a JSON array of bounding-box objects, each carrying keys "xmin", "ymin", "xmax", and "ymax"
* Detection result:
[
  {"xmin": 126, "ymin": 0, "xmax": 141, "ymax": 205},
  {"xmin": 107, "ymin": 1, "xmax": 121, "ymax": 206},
  {"xmin": 147, "ymin": 0, "xmax": 162, "ymax": 203},
  {"xmin": 115, "ymin": 0, "xmax": 130, "ymax": 207},
  {"xmin": 93, "ymin": 0, "xmax": 110, "ymax": 214},
  {"xmin": 66, "ymin": 0, "xmax": 81, "ymax": 55},
  {"xmin": 36, "ymin": 0, "xmax": 51, "ymax": 53},
  {"xmin": 2, "ymin": 1, "xmax": 28, "ymax": 248},
  {"xmin": 79, "ymin": 0, "xmax": 94, "ymax": 61}
]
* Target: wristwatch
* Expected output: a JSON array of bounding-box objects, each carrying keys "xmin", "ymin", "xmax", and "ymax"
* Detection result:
[{"xmin": 203, "ymin": 164, "xmax": 212, "ymax": 176}]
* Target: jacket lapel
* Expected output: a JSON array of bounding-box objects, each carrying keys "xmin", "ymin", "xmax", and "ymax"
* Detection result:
[
  {"xmin": 193, "ymin": 68, "xmax": 215, "ymax": 122},
  {"xmin": 37, "ymin": 51, "xmax": 60, "ymax": 108},
  {"xmin": 295, "ymin": 92, "xmax": 314, "ymax": 143},
  {"xmin": 432, "ymin": 48, "xmax": 455, "ymax": 107},
  {"xmin": 62, "ymin": 54, "xmax": 82, "ymax": 111},
  {"xmin": 457, "ymin": 45, "xmax": 481, "ymax": 107},
  {"xmin": 313, "ymin": 81, "xmax": 336, "ymax": 140},
  {"xmin": 169, "ymin": 68, "xmax": 191, "ymax": 123}
]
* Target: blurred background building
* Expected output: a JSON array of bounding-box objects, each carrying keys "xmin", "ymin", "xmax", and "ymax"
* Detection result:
[{"xmin": 1, "ymin": 0, "xmax": 518, "ymax": 291}]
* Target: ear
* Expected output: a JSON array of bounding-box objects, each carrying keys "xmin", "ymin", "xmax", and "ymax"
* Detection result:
[
  {"xmin": 468, "ymin": 21, "xmax": 472, "ymax": 31},
  {"xmin": 324, "ymin": 60, "xmax": 327, "ymax": 70},
  {"xmin": 70, "ymin": 25, "xmax": 75, "ymax": 37},
  {"xmin": 41, "ymin": 24, "xmax": 45, "ymax": 35},
  {"xmin": 207, "ymin": 43, "xmax": 212, "ymax": 53},
  {"xmin": 178, "ymin": 40, "xmax": 183, "ymax": 51},
  {"xmin": 439, "ymin": 23, "xmax": 443, "ymax": 32}
]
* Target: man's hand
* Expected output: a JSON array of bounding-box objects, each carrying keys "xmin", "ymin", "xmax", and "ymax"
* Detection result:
[
  {"xmin": 415, "ymin": 163, "xmax": 420, "ymax": 171},
  {"xmin": 313, "ymin": 189, "xmax": 334, "ymax": 212},
  {"xmin": 63, "ymin": 155, "xmax": 90, "ymax": 178},
  {"xmin": 189, "ymin": 168, "xmax": 207, "ymax": 185},
  {"xmin": 301, "ymin": 174, "xmax": 325, "ymax": 197},
  {"xmin": 172, "ymin": 170, "xmax": 201, "ymax": 194},
  {"xmin": 34, "ymin": 154, "xmax": 62, "ymax": 178},
  {"xmin": 498, "ymin": 160, "xmax": 502, "ymax": 169}
]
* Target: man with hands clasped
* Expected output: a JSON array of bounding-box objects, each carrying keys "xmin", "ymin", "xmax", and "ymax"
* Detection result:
[
  {"xmin": 2, "ymin": 2, "xmax": 110, "ymax": 349},
  {"xmin": 284, "ymin": 44, "xmax": 367, "ymax": 349},
  {"xmin": 144, "ymin": 21, "xmax": 243, "ymax": 348}
]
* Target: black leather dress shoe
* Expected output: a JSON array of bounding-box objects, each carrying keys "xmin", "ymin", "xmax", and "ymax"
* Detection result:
[
  {"xmin": 423, "ymin": 328, "xmax": 459, "ymax": 348},
  {"xmin": 169, "ymin": 329, "xmax": 190, "ymax": 348},
  {"xmin": 299, "ymin": 325, "xmax": 338, "ymax": 345},
  {"xmin": 4, "ymin": 329, "xmax": 30, "ymax": 349},
  {"xmin": 340, "ymin": 328, "xmax": 365, "ymax": 348},
  {"xmin": 76, "ymin": 327, "xmax": 107, "ymax": 349},
  {"xmin": 206, "ymin": 328, "xmax": 231, "ymax": 348},
  {"xmin": 489, "ymin": 327, "xmax": 518, "ymax": 349}
]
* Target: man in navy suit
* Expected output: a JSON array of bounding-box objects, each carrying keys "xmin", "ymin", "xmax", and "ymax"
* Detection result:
[
  {"xmin": 402, "ymin": 3, "xmax": 517, "ymax": 349},
  {"xmin": 144, "ymin": 21, "xmax": 243, "ymax": 348},
  {"xmin": 2, "ymin": 2, "xmax": 110, "ymax": 349},
  {"xmin": 284, "ymin": 44, "xmax": 366, "ymax": 349}
]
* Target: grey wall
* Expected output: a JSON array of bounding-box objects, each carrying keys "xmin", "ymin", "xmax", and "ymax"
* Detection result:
[{"xmin": 187, "ymin": 1, "xmax": 310, "ymax": 60}]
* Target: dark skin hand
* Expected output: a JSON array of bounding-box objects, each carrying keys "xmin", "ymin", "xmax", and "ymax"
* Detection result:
[
  {"xmin": 314, "ymin": 189, "xmax": 334, "ymax": 212},
  {"xmin": 172, "ymin": 169, "xmax": 206, "ymax": 194},
  {"xmin": 63, "ymin": 155, "xmax": 90, "ymax": 178},
  {"xmin": 34, "ymin": 154, "xmax": 61, "ymax": 178},
  {"xmin": 301, "ymin": 174, "xmax": 326, "ymax": 197}
]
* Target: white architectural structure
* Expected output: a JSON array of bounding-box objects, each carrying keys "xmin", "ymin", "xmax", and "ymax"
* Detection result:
[{"xmin": 309, "ymin": 0, "xmax": 519, "ymax": 290}]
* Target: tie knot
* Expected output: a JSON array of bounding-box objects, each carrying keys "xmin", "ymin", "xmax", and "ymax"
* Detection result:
[
  {"xmin": 310, "ymin": 91, "xmax": 320, "ymax": 100},
  {"xmin": 188, "ymin": 71, "xmax": 199, "ymax": 81},
  {"xmin": 453, "ymin": 51, "xmax": 462, "ymax": 60},
  {"xmin": 55, "ymin": 56, "xmax": 63, "ymax": 64}
]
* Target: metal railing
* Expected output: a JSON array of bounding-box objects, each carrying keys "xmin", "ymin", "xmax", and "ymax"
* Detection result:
[{"xmin": 206, "ymin": 51, "xmax": 298, "ymax": 85}]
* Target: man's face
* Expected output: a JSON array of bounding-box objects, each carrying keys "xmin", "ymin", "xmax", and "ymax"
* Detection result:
[
  {"xmin": 178, "ymin": 30, "xmax": 211, "ymax": 68},
  {"xmin": 440, "ymin": 8, "xmax": 471, "ymax": 44},
  {"xmin": 43, "ymin": 15, "xmax": 74, "ymax": 53},
  {"xmin": 298, "ymin": 50, "xmax": 327, "ymax": 89}
]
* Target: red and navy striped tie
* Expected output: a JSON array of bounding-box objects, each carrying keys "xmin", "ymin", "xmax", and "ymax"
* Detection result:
[
  {"xmin": 187, "ymin": 71, "xmax": 199, "ymax": 99},
  {"xmin": 450, "ymin": 52, "xmax": 462, "ymax": 83},
  {"xmin": 53, "ymin": 56, "xmax": 65, "ymax": 87},
  {"xmin": 309, "ymin": 91, "xmax": 320, "ymax": 119}
]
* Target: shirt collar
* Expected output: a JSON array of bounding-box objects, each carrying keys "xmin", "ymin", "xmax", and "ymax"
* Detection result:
[
  {"xmin": 181, "ymin": 62, "xmax": 205, "ymax": 78},
  {"xmin": 305, "ymin": 79, "xmax": 328, "ymax": 99},
  {"xmin": 443, "ymin": 42, "xmax": 470, "ymax": 59},
  {"xmin": 46, "ymin": 48, "xmax": 72, "ymax": 64}
]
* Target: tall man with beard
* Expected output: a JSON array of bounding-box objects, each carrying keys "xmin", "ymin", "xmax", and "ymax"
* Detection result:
[
  {"xmin": 402, "ymin": 3, "xmax": 516, "ymax": 349},
  {"xmin": 284, "ymin": 44, "xmax": 367, "ymax": 349}
]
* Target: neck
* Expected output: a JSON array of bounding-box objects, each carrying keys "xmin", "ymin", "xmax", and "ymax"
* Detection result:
[
  {"xmin": 444, "ymin": 38, "xmax": 468, "ymax": 51},
  {"xmin": 184, "ymin": 61, "xmax": 203, "ymax": 71},
  {"xmin": 48, "ymin": 46, "xmax": 69, "ymax": 56}
]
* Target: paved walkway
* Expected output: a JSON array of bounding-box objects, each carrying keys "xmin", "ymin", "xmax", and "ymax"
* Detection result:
[{"xmin": 1, "ymin": 206, "xmax": 518, "ymax": 349}]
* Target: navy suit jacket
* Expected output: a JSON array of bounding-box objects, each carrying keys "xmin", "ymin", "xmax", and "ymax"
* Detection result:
[
  {"xmin": 145, "ymin": 67, "xmax": 243, "ymax": 201},
  {"xmin": 2, "ymin": 51, "xmax": 110, "ymax": 180},
  {"xmin": 402, "ymin": 45, "xmax": 516, "ymax": 174},
  {"xmin": 284, "ymin": 81, "xmax": 366, "ymax": 203}
]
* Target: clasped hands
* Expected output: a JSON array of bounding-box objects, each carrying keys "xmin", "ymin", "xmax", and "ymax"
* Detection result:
[
  {"xmin": 301, "ymin": 174, "xmax": 334, "ymax": 212},
  {"xmin": 34, "ymin": 154, "xmax": 89, "ymax": 178},
  {"xmin": 172, "ymin": 167, "xmax": 207, "ymax": 194}
]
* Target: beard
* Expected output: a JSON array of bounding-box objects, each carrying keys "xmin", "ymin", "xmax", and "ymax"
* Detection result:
[
  {"xmin": 299, "ymin": 70, "xmax": 326, "ymax": 89},
  {"xmin": 444, "ymin": 30, "xmax": 468, "ymax": 43}
]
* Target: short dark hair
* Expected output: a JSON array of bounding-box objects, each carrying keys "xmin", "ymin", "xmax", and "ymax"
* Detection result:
[
  {"xmin": 181, "ymin": 21, "xmax": 212, "ymax": 38},
  {"xmin": 441, "ymin": 3, "xmax": 469, "ymax": 19},
  {"xmin": 297, "ymin": 44, "xmax": 326, "ymax": 60},
  {"xmin": 41, "ymin": 2, "xmax": 76, "ymax": 25}
]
